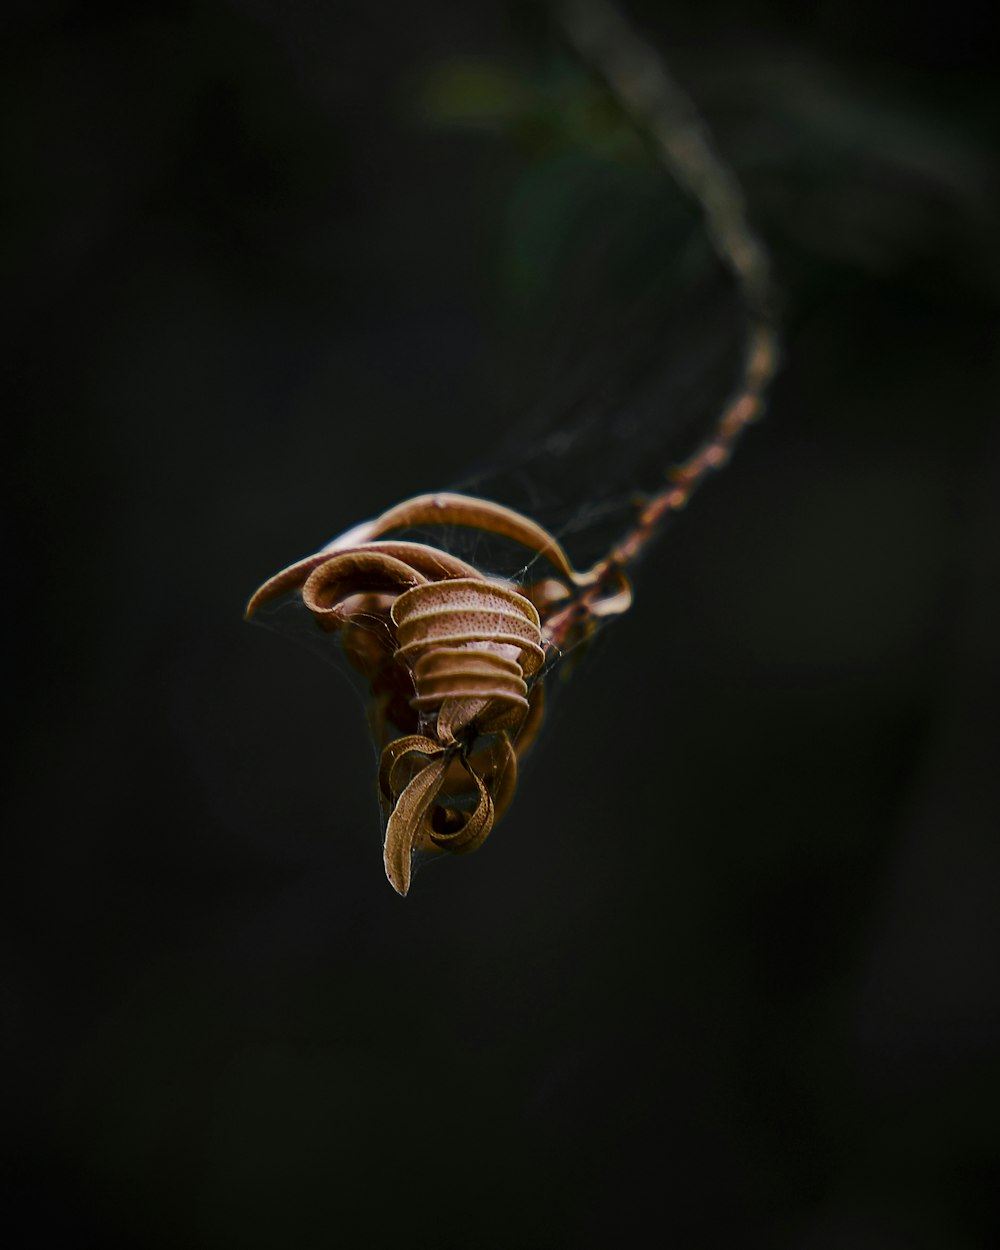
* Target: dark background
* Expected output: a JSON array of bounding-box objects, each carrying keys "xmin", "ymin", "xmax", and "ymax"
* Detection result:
[{"xmin": 5, "ymin": 1, "xmax": 999, "ymax": 1246}]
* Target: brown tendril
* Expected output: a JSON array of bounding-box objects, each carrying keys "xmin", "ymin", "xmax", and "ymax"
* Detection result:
[{"xmin": 246, "ymin": 2, "xmax": 780, "ymax": 894}]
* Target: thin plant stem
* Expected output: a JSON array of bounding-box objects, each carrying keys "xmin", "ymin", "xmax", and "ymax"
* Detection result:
[{"xmin": 558, "ymin": 0, "xmax": 781, "ymax": 583}]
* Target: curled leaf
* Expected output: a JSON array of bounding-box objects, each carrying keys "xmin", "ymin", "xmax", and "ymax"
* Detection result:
[{"xmin": 247, "ymin": 490, "xmax": 633, "ymax": 894}]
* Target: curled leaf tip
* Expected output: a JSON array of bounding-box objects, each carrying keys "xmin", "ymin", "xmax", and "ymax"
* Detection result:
[{"xmin": 382, "ymin": 753, "xmax": 449, "ymax": 896}]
